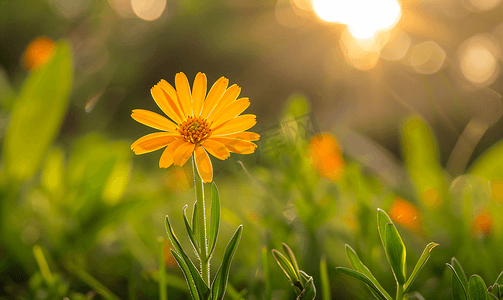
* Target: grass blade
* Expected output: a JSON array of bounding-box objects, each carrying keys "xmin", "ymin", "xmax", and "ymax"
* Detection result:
[
  {"xmin": 403, "ymin": 242, "xmax": 439, "ymax": 293},
  {"xmin": 208, "ymin": 183, "xmax": 220, "ymax": 257},
  {"xmin": 211, "ymin": 225, "xmax": 243, "ymax": 300},
  {"xmin": 345, "ymin": 245, "xmax": 392, "ymax": 300},
  {"xmin": 320, "ymin": 255, "xmax": 331, "ymax": 300},
  {"xmin": 336, "ymin": 267, "xmax": 389, "ymax": 300},
  {"xmin": 262, "ymin": 247, "xmax": 272, "ymax": 300}
]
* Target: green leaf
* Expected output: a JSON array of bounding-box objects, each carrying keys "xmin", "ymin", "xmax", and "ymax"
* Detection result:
[
  {"xmin": 182, "ymin": 205, "xmax": 199, "ymax": 257},
  {"xmin": 377, "ymin": 208, "xmax": 392, "ymax": 249},
  {"xmin": 447, "ymin": 263, "xmax": 469, "ymax": 300},
  {"xmin": 345, "ymin": 245, "xmax": 392, "ymax": 300},
  {"xmin": 469, "ymin": 275, "xmax": 488, "ymax": 300},
  {"xmin": 401, "ymin": 116, "xmax": 447, "ymax": 208},
  {"xmin": 271, "ymin": 249, "xmax": 300, "ymax": 285},
  {"xmin": 171, "ymin": 250, "xmax": 200, "ymax": 300},
  {"xmin": 165, "ymin": 216, "xmax": 210, "ymax": 300},
  {"xmin": 3, "ymin": 41, "xmax": 72, "ymax": 181},
  {"xmin": 211, "ymin": 225, "xmax": 243, "ymax": 300},
  {"xmin": 320, "ymin": 256, "xmax": 331, "ymax": 300},
  {"xmin": 335, "ymin": 267, "xmax": 389, "ymax": 300},
  {"xmin": 403, "ymin": 242, "xmax": 439, "ymax": 293},
  {"xmin": 282, "ymin": 243, "xmax": 301, "ymax": 284},
  {"xmin": 452, "ymin": 258, "xmax": 469, "ymax": 290},
  {"xmin": 488, "ymin": 293, "xmax": 499, "ymax": 300},
  {"xmin": 384, "ymin": 223, "xmax": 406, "ymax": 285},
  {"xmin": 297, "ymin": 273, "xmax": 316, "ymax": 300},
  {"xmin": 208, "ymin": 183, "xmax": 220, "ymax": 257},
  {"xmin": 192, "ymin": 201, "xmax": 199, "ymax": 245}
]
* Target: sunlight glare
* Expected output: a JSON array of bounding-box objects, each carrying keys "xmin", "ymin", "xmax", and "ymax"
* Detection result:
[
  {"xmin": 312, "ymin": 0, "xmax": 402, "ymax": 39},
  {"xmin": 459, "ymin": 35, "xmax": 500, "ymax": 86}
]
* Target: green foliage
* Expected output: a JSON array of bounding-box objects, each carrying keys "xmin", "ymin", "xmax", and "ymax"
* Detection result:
[
  {"xmin": 3, "ymin": 41, "xmax": 72, "ymax": 182},
  {"xmin": 337, "ymin": 209, "xmax": 438, "ymax": 300},
  {"xmin": 448, "ymin": 258, "xmax": 503, "ymax": 300},
  {"xmin": 272, "ymin": 243, "xmax": 316, "ymax": 300}
]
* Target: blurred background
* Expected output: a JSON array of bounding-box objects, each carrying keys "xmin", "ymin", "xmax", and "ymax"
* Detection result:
[{"xmin": 2, "ymin": 0, "xmax": 503, "ymax": 299}]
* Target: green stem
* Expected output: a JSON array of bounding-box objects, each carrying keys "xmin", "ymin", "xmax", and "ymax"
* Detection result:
[
  {"xmin": 33, "ymin": 245, "xmax": 54, "ymax": 287},
  {"xmin": 157, "ymin": 237, "xmax": 167, "ymax": 300},
  {"xmin": 396, "ymin": 283, "xmax": 404, "ymax": 300},
  {"xmin": 193, "ymin": 156, "xmax": 209, "ymax": 285}
]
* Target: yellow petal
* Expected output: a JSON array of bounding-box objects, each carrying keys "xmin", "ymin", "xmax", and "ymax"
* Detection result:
[
  {"xmin": 194, "ymin": 146, "xmax": 213, "ymax": 183},
  {"xmin": 211, "ymin": 98, "xmax": 250, "ymax": 127},
  {"xmin": 159, "ymin": 139, "xmax": 186, "ymax": 168},
  {"xmin": 211, "ymin": 114, "xmax": 257, "ymax": 136},
  {"xmin": 158, "ymin": 79, "xmax": 187, "ymax": 122},
  {"xmin": 207, "ymin": 84, "xmax": 240, "ymax": 122},
  {"xmin": 202, "ymin": 139, "xmax": 230, "ymax": 160},
  {"xmin": 175, "ymin": 72, "xmax": 192, "ymax": 117},
  {"xmin": 131, "ymin": 109, "xmax": 178, "ymax": 131},
  {"xmin": 213, "ymin": 131, "xmax": 260, "ymax": 141},
  {"xmin": 151, "ymin": 84, "xmax": 183, "ymax": 124},
  {"xmin": 210, "ymin": 137, "xmax": 257, "ymax": 154},
  {"xmin": 173, "ymin": 142, "xmax": 195, "ymax": 166},
  {"xmin": 131, "ymin": 132, "xmax": 179, "ymax": 154},
  {"xmin": 200, "ymin": 77, "xmax": 229, "ymax": 119},
  {"xmin": 192, "ymin": 72, "xmax": 207, "ymax": 117}
]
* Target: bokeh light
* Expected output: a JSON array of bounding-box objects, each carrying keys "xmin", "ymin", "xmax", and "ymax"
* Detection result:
[
  {"xmin": 458, "ymin": 34, "xmax": 500, "ymax": 86},
  {"xmin": 464, "ymin": 0, "xmax": 501, "ymax": 12},
  {"xmin": 308, "ymin": 133, "xmax": 345, "ymax": 181},
  {"xmin": 410, "ymin": 41, "xmax": 446, "ymax": 74},
  {"xmin": 340, "ymin": 29, "xmax": 389, "ymax": 70},
  {"xmin": 131, "ymin": 0, "xmax": 166, "ymax": 21},
  {"xmin": 312, "ymin": 0, "xmax": 401, "ymax": 39},
  {"xmin": 21, "ymin": 37, "xmax": 56, "ymax": 71},
  {"xmin": 389, "ymin": 197, "xmax": 422, "ymax": 233},
  {"xmin": 380, "ymin": 30, "xmax": 411, "ymax": 61}
]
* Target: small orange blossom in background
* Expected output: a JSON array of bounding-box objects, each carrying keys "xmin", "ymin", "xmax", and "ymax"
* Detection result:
[
  {"xmin": 308, "ymin": 133, "xmax": 345, "ymax": 181},
  {"xmin": 22, "ymin": 36, "xmax": 56, "ymax": 70},
  {"xmin": 471, "ymin": 210, "xmax": 492, "ymax": 238},
  {"xmin": 389, "ymin": 197, "xmax": 422, "ymax": 233},
  {"xmin": 131, "ymin": 72, "xmax": 259, "ymax": 182}
]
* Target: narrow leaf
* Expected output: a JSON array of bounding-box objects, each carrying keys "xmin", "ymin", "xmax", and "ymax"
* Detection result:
[
  {"xmin": 262, "ymin": 247, "xmax": 272, "ymax": 300},
  {"xmin": 297, "ymin": 275, "xmax": 316, "ymax": 300},
  {"xmin": 335, "ymin": 267, "xmax": 389, "ymax": 300},
  {"xmin": 272, "ymin": 249, "xmax": 300, "ymax": 284},
  {"xmin": 447, "ymin": 263, "xmax": 469, "ymax": 300},
  {"xmin": 211, "ymin": 225, "xmax": 243, "ymax": 300},
  {"xmin": 182, "ymin": 205, "xmax": 199, "ymax": 257},
  {"xmin": 403, "ymin": 242, "xmax": 439, "ymax": 293},
  {"xmin": 384, "ymin": 223, "xmax": 406, "ymax": 285},
  {"xmin": 469, "ymin": 275, "xmax": 488, "ymax": 300},
  {"xmin": 171, "ymin": 250, "xmax": 200, "ymax": 300},
  {"xmin": 283, "ymin": 243, "xmax": 301, "ymax": 284},
  {"xmin": 192, "ymin": 201, "xmax": 199, "ymax": 245},
  {"xmin": 208, "ymin": 183, "xmax": 220, "ymax": 257},
  {"xmin": 495, "ymin": 271, "xmax": 503, "ymax": 285},
  {"xmin": 320, "ymin": 256, "xmax": 331, "ymax": 300},
  {"xmin": 345, "ymin": 245, "xmax": 392, "ymax": 300},
  {"xmin": 377, "ymin": 209, "xmax": 392, "ymax": 249},
  {"xmin": 4, "ymin": 41, "xmax": 73, "ymax": 181},
  {"xmin": 165, "ymin": 216, "xmax": 210, "ymax": 300}
]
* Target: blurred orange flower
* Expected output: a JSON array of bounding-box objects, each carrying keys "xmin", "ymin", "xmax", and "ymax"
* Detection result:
[
  {"xmin": 471, "ymin": 211, "xmax": 492, "ymax": 238},
  {"xmin": 131, "ymin": 72, "xmax": 259, "ymax": 183},
  {"xmin": 308, "ymin": 134, "xmax": 345, "ymax": 181},
  {"xmin": 389, "ymin": 197, "xmax": 422, "ymax": 233},
  {"xmin": 22, "ymin": 37, "xmax": 56, "ymax": 70}
]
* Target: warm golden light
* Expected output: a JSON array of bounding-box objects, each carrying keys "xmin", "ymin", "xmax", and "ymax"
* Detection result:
[
  {"xmin": 340, "ymin": 29, "xmax": 389, "ymax": 70},
  {"xmin": 466, "ymin": 0, "xmax": 501, "ymax": 12},
  {"xmin": 312, "ymin": 0, "xmax": 401, "ymax": 39},
  {"xmin": 458, "ymin": 34, "xmax": 500, "ymax": 86},
  {"xmin": 410, "ymin": 41, "xmax": 446, "ymax": 74},
  {"xmin": 380, "ymin": 30, "xmax": 411, "ymax": 61},
  {"xmin": 131, "ymin": 0, "xmax": 166, "ymax": 21}
]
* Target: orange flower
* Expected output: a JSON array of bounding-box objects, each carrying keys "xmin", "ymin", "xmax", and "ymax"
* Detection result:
[
  {"xmin": 131, "ymin": 72, "xmax": 259, "ymax": 182},
  {"xmin": 471, "ymin": 211, "xmax": 492, "ymax": 238},
  {"xmin": 389, "ymin": 197, "xmax": 422, "ymax": 233},
  {"xmin": 22, "ymin": 36, "xmax": 56, "ymax": 70},
  {"xmin": 308, "ymin": 134, "xmax": 344, "ymax": 181}
]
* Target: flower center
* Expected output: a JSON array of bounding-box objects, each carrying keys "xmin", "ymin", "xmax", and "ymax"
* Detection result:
[{"xmin": 178, "ymin": 116, "xmax": 212, "ymax": 144}]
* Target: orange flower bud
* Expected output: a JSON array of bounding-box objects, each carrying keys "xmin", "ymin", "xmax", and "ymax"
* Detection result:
[
  {"xmin": 22, "ymin": 37, "xmax": 56, "ymax": 70},
  {"xmin": 308, "ymin": 134, "xmax": 344, "ymax": 181},
  {"xmin": 389, "ymin": 197, "xmax": 422, "ymax": 232}
]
